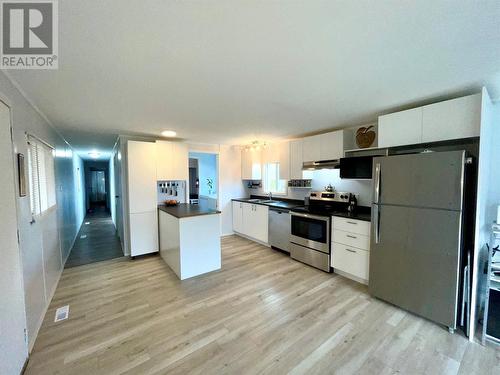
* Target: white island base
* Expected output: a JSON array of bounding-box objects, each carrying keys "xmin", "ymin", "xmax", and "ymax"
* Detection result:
[{"xmin": 159, "ymin": 208, "xmax": 221, "ymax": 280}]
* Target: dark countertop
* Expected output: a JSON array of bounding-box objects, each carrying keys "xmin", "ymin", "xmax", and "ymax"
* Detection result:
[
  {"xmin": 231, "ymin": 197, "xmax": 302, "ymax": 210},
  {"xmin": 158, "ymin": 203, "xmax": 221, "ymax": 219},
  {"xmin": 331, "ymin": 210, "xmax": 371, "ymax": 222}
]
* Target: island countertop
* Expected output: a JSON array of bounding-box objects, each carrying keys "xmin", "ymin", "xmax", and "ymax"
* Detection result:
[{"xmin": 158, "ymin": 203, "xmax": 221, "ymax": 218}]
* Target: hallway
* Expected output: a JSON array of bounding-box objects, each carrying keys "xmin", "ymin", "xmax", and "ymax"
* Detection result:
[{"xmin": 65, "ymin": 207, "xmax": 124, "ymax": 268}]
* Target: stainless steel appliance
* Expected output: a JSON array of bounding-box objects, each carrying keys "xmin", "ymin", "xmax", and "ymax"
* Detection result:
[
  {"xmin": 290, "ymin": 191, "xmax": 351, "ymax": 272},
  {"xmin": 340, "ymin": 156, "xmax": 374, "ymax": 179},
  {"xmin": 370, "ymin": 150, "xmax": 468, "ymax": 332},
  {"xmin": 269, "ymin": 207, "xmax": 291, "ymax": 252}
]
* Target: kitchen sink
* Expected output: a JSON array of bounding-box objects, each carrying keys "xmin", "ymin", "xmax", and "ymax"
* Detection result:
[{"xmin": 246, "ymin": 199, "xmax": 262, "ymax": 203}]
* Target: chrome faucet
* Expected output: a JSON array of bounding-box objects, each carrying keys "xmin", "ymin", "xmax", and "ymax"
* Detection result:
[{"xmin": 269, "ymin": 192, "xmax": 273, "ymax": 201}]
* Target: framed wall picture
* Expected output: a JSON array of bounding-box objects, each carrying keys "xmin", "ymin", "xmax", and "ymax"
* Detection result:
[{"xmin": 17, "ymin": 153, "xmax": 26, "ymax": 197}]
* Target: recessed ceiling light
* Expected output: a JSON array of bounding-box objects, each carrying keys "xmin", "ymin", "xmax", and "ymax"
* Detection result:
[
  {"xmin": 161, "ymin": 130, "xmax": 177, "ymax": 138},
  {"xmin": 88, "ymin": 150, "xmax": 100, "ymax": 159}
]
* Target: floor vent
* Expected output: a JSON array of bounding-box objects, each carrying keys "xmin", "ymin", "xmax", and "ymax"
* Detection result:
[
  {"xmin": 54, "ymin": 305, "xmax": 69, "ymax": 322},
  {"xmin": 80, "ymin": 234, "xmax": 87, "ymax": 239}
]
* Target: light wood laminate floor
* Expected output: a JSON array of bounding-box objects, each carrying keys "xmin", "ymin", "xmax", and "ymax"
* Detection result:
[{"xmin": 26, "ymin": 235, "xmax": 499, "ymax": 374}]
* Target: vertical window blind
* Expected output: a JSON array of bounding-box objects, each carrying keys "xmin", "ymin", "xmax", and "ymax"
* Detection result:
[{"xmin": 27, "ymin": 135, "xmax": 56, "ymax": 216}]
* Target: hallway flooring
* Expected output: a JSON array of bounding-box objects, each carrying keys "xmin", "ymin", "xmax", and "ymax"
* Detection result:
[{"xmin": 65, "ymin": 207, "xmax": 123, "ymax": 268}]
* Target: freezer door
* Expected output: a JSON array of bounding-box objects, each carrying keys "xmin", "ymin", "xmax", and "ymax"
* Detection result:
[
  {"xmin": 372, "ymin": 151, "xmax": 465, "ymax": 210},
  {"xmin": 369, "ymin": 204, "xmax": 462, "ymax": 329}
]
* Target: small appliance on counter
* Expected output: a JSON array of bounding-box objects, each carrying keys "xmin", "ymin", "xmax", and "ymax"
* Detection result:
[{"xmin": 289, "ymin": 190, "xmax": 353, "ymax": 272}]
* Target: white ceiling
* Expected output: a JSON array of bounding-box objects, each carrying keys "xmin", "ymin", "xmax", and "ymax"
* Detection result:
[{"xmin": 7, "ymin": 1, "xmax": 500, "ymax": 160}]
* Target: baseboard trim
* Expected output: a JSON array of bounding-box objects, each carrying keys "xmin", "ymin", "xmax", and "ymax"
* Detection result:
[
  {"xmin": 232, "ymin": 232, "xmax": 270, "ymax": 248},
  {"xmin": 20, "ymin": 355, "xmax": 29, "ymax": 374}
]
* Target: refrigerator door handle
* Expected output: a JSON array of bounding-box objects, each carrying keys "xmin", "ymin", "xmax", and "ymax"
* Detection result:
[
  {"xmin": 374, "ymin": 162, "xmax": 381, "ymax": 204},
  {"xmin": 373, "ymin": 204, "xmax": 380, "ymax": 244}
]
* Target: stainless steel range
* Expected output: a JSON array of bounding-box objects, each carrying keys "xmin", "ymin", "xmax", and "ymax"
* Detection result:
[{"xmin": 290, "ymin": 191, "xmax": 352, "ymax": 272}]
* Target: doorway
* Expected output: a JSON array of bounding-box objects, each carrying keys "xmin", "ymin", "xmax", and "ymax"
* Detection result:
[{"xmin": 188, "ymin": 152, "xmax": 218, "ymax": 209}]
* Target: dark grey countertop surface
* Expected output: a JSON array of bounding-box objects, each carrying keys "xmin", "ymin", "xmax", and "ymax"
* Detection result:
[
  {"xmin": 158, "ymin": 203, "xmax": 221, "ymax": 218},
  {"xmin": 231, "ymin": 197, "xmax": 302, "ymax": 210},
  {"xmin": 331, "ymin": 210, "xmax": 371, "ymax": 222},
  {"xmin": 232, "ymin": 198, "xmax": 371, "ymax": 221}
]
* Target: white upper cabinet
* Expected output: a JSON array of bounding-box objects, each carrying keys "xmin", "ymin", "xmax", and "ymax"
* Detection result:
[
  {"xmin": 320, "ymin": 130, "xmax": 344, "ymax": 160},
  {"xmin": 422, "ymin": 93, "xmax": 481, "ymax": 143},
  {"xmin": 156, "ymin": 141, "xmax": 189, "ymax": 181},
  {"xmin": 378, "ymin": 107, "xmax": 423, "ymax": 148},
  {"xmin": 303, "ymin": 131, "xmax": 344, "ymax": 162},
  {"xmin": 241, "ymin": 148, "xmax": 262, "ymax": 180},
  {"xmin": 289, "ymin": 139, "xmax": 303, "ymax": 179},
  {"xmin": 127, "ymin": 140, "xmax": 158, "ymax": 213},
  {"xmin": 302, "ymin": 135, "xmax": 321, "ymax": 162},
  {"xmin": 278, "ymin": 141, "xmax": 290, "ymax": 180},
  {"xmin": 379, "ymin": 93, "xmax": 482, "ymax": 148},
  {"xmin": 171, "ymin": 142, "xmax": 189, "ymax": 181}
]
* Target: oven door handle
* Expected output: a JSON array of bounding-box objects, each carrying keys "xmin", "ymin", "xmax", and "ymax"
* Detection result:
[{"xmin": 291, "ymin": 212, "xmax": 330, "ymax": 222}]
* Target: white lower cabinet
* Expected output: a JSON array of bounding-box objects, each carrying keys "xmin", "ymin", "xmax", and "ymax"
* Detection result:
[
  {"xmin": 232, "ymin": 201, "xmax": 244, "ymax": 233},
  {"xmin": 232, "ymin": 201, "xmax": 268, "ymax": 244},
  {"xmin": 130, "ymin": 211, "xmax": 159, "ymax": 257},
  {"xmin": 331, "ymin": 217, "xmax": 371, "ymax": 283},
  {"xmin": 332, "ymin": 243, "xmax": 369, "ymax": 281}
]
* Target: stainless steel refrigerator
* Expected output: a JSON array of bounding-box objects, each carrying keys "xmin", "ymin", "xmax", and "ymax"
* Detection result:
[{"xmin": 370, "ymin": 150, "xmax": 467, "ymax": 332}]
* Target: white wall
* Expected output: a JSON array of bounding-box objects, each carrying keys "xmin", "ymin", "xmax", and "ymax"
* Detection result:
[
  {"xmin": 0, "ymin": 71, "xmax": 85, "ymax": 351},
  {"xmin": 0, "ymin": 99, "xmax": 28, "ymax": 375},
  {"xmin": 219, "ymin": 145, "xmax": 245, "ymax": 236},
  {"xmin": 246, "ymin": 168, "xmax": 373, "ymax": 206}
]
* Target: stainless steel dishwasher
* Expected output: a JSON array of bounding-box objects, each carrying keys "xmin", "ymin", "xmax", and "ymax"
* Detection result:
[{"xmin": 268, "ymin": 207, "xmax": 291, "ymax": 252}]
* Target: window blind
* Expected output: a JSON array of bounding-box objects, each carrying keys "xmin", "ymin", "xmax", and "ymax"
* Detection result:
[{"xmin": 27, "ymin": 135, "xmax": 56, "ymax": 216}]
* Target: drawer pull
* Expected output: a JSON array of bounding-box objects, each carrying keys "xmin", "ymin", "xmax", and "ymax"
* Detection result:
[
  {"xmin": 346, "ymin": 248, "xmax": 357, "ymax": 253},
  {"xmin": 346, "ymin": 235, "xmax": 357, "ymax": 239},
  {"xmin": 346, "ymin": 221, "xmax": 358, "ymax": 225}
]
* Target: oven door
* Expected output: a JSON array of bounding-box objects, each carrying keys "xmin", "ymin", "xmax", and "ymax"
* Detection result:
[{"xmin": 290, "ymin": 212, "xmax": 330, "ymax": 253}]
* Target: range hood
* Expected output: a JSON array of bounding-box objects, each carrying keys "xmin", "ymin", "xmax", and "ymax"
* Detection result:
[{"xmin": 302, "ymin": 159, "xmax": 340, "ymax": 170}]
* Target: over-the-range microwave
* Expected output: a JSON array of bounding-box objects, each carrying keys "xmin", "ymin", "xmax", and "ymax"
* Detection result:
[{"xmin": 339, "ymin": 156, "xmax": 374, "ymax": 179}]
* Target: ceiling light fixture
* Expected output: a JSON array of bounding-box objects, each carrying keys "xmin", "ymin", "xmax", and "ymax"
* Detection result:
[
  {"xmin": 88, "ymin": 150, "xmax": 100, "ymax": 159},
  {"xmin": 161, "ymin": 130, "xmax": 177, "ymax": 138},
  {"xmin": 244, "ymin": 140, "xmax": 267, "ymax": 152}
]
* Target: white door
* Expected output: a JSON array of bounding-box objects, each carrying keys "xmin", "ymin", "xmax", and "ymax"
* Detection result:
[
  {"xmin": 232, "ymin": 201, "xmax": 243, "ymax": 233},
  {"xmin": 378, "ymin": 107, "xmax": 423, "ymax": 147},
  {"xmin": 0, "ymin": 100, "xmax": 28, "ymax": 375},
  {"xmin": 422, "ymin": 93, "xmax": 481, "ymax": 142}
]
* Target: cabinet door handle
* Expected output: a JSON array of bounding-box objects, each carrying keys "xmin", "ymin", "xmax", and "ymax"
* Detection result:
[
  {"xmin": 346, "ymin": 248, "xmax": 357, "ymax": 253},
  {"xmin": 346, "ymin": 235, "xmax": 357, "ymax": 239},
  {"xmin": 346, "ymin": 221, "xmax": 358, "ymax": 225}
]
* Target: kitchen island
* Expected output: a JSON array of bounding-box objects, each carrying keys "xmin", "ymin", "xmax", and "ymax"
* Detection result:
[{"xmin": 158, "ymin": 203, "xmax": 221, "ymax": 280}]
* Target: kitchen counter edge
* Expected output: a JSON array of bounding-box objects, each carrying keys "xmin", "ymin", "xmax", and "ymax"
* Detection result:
[{"xmin": 158, "ymin": 204, "xmax": 221, "ymax": 219}]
